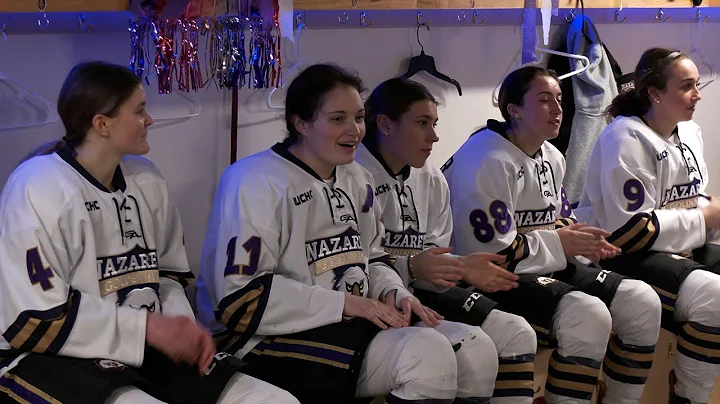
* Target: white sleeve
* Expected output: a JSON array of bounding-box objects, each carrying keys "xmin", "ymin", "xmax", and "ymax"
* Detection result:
[
  {"xmin": 210, "ymin": 176, "xmax": 344, "ymax": 342},
  {"xmin": 0, "ymin": 191, "xmax": 146, "ymax": 366},
  {"xmin": 597, "ymin": 135, "xmax": 705, "ymax": 253},
  {"xmin": 154, "ymin": 181, "xmax": 196, "ymax": 319},
  {"xmin": 462, "ymin": 160, "xmax": 567, "ymax": 275},
  {"xmin": 424, "ymin": 174, "xmax": 454, "ymax": 249}
]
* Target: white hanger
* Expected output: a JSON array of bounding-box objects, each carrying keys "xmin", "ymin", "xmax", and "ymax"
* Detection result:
[
  {"xmin": 0, "ymin": 71, "xmax": 59, "ymax": 130},
  {"xmin": 689, "ymin": 11, "xmax": 715, "ymax": 90},
  {"xmin": 491, "ymin": 45, "xmax": 589, "ymax": 106},
  {"xmin": 267, "ymin": 22, "xmax": 308, "ymax": 110},
  {"xmin": 150, "ymin": 92, "xmax": 202, "ymax": 122}
]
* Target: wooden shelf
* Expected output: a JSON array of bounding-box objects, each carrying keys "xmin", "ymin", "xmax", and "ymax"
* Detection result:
[{"xmin": 0, "ymin": 0, "xmax": 128, "ymax": 13}]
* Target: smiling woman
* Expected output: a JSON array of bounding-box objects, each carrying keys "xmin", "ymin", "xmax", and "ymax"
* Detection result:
[{"xmin": 195, "ymin": 63, "xmax": 461, "ymax": 403}]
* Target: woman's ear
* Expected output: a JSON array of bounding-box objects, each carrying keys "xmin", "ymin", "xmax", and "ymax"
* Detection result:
[
  {"xmin": 291, "ymin": 115, "xmax": 308, "ymax": 137},
  {"xmin": 91, "ymin": 114, "xmax": 112, "ymax": 138},
  {"xmin": 376, "ymin": 114, "xmax": 392, "ymax": 136}
]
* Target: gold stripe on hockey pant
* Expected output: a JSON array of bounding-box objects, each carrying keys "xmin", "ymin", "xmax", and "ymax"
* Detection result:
[
  {"xmin": 677, "ymin": 322, "xmax": 720, "ymax": 364},
  {"xmin": 650, "ymin": 285, "xmax": 677, "ymax": 313},
  {"xmin": 0, "ymin": 371, "xmax": 61, "ymax": 403},
  {"xmin": 497, "ymin": 234, "xmax": 530, "ymax": 273},
  {"xmin": 216, "ymin": 274, "xmax": 273, "ymax": 353},
  {"xmin": 530, "ymin": 323, "xmax": 552, "ymax": 347},
  {"xmin": 554, "ymin": 217, "xmax": 577, "ymax": 229},
  {"xmin": 249, "ymin": 337, "xmax": 353, "ymax": 369},
  {"xmin": 602, "ymin": 335, "xmax": 655, "ymax": 385},
  {"xmin": 159, "ymin": 270, "xmax": 196, "ymax": 288},
  {"xmin": 546, "ymin": 350, "xmax": 602, "ymax": 400},
  {"xmin": 2, "ymin": 289, "xmax": 81, "ymax": 355},
  {"xmin": 606, "ymin": 212, "xmax": 659, "ymax": 254},
  {"xmin": 493, "ymin": 354, "xmax": 536, "ymax": 398}
]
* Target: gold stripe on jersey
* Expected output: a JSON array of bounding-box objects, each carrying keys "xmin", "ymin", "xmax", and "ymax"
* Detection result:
[
  {"xmin": 160, "ymin": 270, "xmax": 196, "ymax": 288},
  {"xmin": 99, "ymin": 269, "xmax": 159, "ymax": 297},
  {"xmin": 497, "ymin": 234, "xmax": 530, "ymax": 273},
  {"xmin": 554, "ymin": 217, "xmax": 577, "ymax": 229},
  {"xmin": 607, "ymin": 212, "xmax": 659, "ymax": 254},
  {"xmin": 3, "ymin": 289, "xmax": 81, "ymax": 355},
  {"xmin": 216, "ymin": 274, "xmax": 273, "ymax": 350},
  {"xmin": 383, "ymin": 247, "xmax": 420, "ymax": 257},
  {"xmin": 517, "ymin": 224, "xmax": 554, "ymax": 234}
]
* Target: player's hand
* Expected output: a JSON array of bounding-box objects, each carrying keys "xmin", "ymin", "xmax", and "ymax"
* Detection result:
[
  {"xmin": 397, "ymin": 295, "xmax": 443, "ymax": 328},
  {"xmin": 459, "ymin": 252, "xmax": 519, "ymax": 292},
  {"xmin": 343, "ymin": 294, "xmax": 406, "ymax": 330},
  {"xmin": 702, "ymin": 197, "xmax": 720, "ymax": 229},
  {"xmin": 557, "ymin": 223, "xmax": 621, "ymax": 259},
  {"xmin": 410, "ymin": 247, "xmax": 466, "ymax": 289},
  {"xmin": 146, "ymin": 313, "xmax": 216, "ymax": 375}
]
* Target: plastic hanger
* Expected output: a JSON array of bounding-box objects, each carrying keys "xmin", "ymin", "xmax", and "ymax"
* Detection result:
[
  {"xmin": 267, "ymin": 22, "xmax": 308, "ymax": 110},
  {"xmin": 689, "ymin": 11, "xmax": 715, "ymax": 90},
  {"xmin": 492, "ymin": 37, "xmax": 589, "ymax": 106},
  {"xmin": 149, "ymin": 92, "xmax": 202, "ymax": 122},
  {"xmin": 400, "ymin": 21, "xmax": 462, "ymax": 96},
  {"xmin": 0, "ymin": 71, "xmax": 59, "ymax": 130}
]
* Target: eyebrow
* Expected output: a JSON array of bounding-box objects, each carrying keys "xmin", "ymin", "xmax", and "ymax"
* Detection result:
[
  {"xmin": 322, "ymin": 109, "xmax": 364, "ymax": 115},
  {"xmin": 415, "ymin": 114, "xmax": 437, "ymax": 120},
  {"xmin": 536, "ymin": 91, "xmax": 561, "ymax": 96}
]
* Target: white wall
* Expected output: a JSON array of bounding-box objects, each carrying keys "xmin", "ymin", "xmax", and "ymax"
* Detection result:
[{"xmin": 1, "ymin": 20, "xmax": 719, "ymax": 271}]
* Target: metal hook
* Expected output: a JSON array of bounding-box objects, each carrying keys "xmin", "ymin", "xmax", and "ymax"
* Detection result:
[
  {"xmin": 416, "ymin": 19, "xmax": 430, "ymax": 53},
  {"xmin": 472, "ymin": 10, "xmax": 486, "ymax": 25},
  {"xmin": 696, "ymin": 9, "xmax": 709, "ymax": 23},
  {"xmin": 565, "ymin": 9, "xmax": 575, "ymax": 22},
  {"xmin": 338, "ymin": 11, "xmax": 349, "ymax": 24},
  {"xmin": 360, "ymin": 11, "xmax": 373, "ymax": 28},
  {"xmin": 614, "ymin": 9, "xmax": 627, "ymax": 23},
  {"xmin": 417, "ymin": 11, "xmax": 430, "ymax": 26},
  {"xmin": 351, "ymin": 0, "xmax": 358, "ymax": 8},
  {"xmin": 656, "ymin": 9, "xmax": 670, "ymax": 23},
  {"xmin": 38, "ymin": 13, "xmax": 49, "ymax": 29},
  {"xmin": 78, "ymin": 13, "xmax": 94, "ymax": 31},
  {"xmin": 1, "ymin": 23, "xmax": 6, "ymax": 41},
  {"xmin": 458, "ymin": 9, "xmax": 466, "ymax": 23}
]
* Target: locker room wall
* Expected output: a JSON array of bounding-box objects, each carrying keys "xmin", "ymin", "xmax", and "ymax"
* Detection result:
[{"xmin": 0, "ymin": 21, "xmax": 719, "ymax": 272}]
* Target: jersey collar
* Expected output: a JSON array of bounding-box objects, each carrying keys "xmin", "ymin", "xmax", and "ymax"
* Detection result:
[
  {"xmin": 56, "ymin": 149, "xmax": 126, "ymax": 193},
  {"xmin": 487, "ymin": 119, "xmax": 543, "ymax": 159},
  {"xmin": 362, "ymin": 141, "xmax": 411, "ymax": 180},
  {"xmin": 271, "ymin": 139, "xmax": 336, "ymax": 182}
]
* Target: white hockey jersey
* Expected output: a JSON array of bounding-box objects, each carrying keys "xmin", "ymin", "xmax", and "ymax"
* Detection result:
[
  {"xmin": 443, "ymin": 120, "xmax": 575, "ymax": 275},
  {"xmin": 574, "ymin": 116, "xmax": 711, "ymax": 253},
  {"xmin": 354, "ymin": 144, "xmax": 452, "ymax": 290},
  {"xmin": 195, "ymin": 141, "xmax": 413, "ymax": 358},
  {"xmin": 0, "ymin": 150, "xmax": 195, "ymax": 367}
]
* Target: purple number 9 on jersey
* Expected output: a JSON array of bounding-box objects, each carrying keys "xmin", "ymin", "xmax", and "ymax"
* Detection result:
[{"xmin": 624, "ymin": 179, "xmax": 645, "ymax": 211}]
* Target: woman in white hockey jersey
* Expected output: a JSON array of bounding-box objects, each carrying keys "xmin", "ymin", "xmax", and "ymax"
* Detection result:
[
  {"xmin": 443, "ymin": 66, "xmax": 662, "ymax": 404},
  {"xmin": 575, "ymin": 47, "xmax": 720, "ymax": 404},
  {"xmin": 195, "ymin": 64, "xmax": 460, "ymax": 403},
  {"xmin": 0, "ymin": 62, "xmax": 299, "ymax": 404},
  {"xmin": 356, "ymin": 77, "xmax": 538, "ymax": 404}
]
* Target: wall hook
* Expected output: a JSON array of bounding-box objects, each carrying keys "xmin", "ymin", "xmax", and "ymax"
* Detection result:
[
  {"xmin": 614, "ymin": 9, "xmax": 627, "ymax": 23},
  {"xmin": 472, "ymin": 10, "xmax": 486, "ymax": 25},
  {"xmin": 295, "ymin": 11, "xmax": 310, "ymax": 29},
  {"xmin": 696, "ymin": 9, "xmax": 709, "ymax": 23},
  {"xmin": 338, "ymin": 11, "xmax": 349, "ymax": 24},
  {"xmin": 78, "ymin": 13, "xmax": 94, "ymax": 31},
  {"xmin": 417, "ymin": 11, "xmax": 430, "ymax": 26},
  {"xmin": 565, "ymin": 9, "xmax": 576, "ymax": 22},
  {"xmin": 351, "ymin": 0, "xmax": 358, "ymax": 8},
  {"xmin": 360, "ymin": 11, "xmax": 373, "ymax": 28},
  {"xmin": 1, "ymin": 23, "xmax": 6, "ymax": 40},
  {"xmin": 656, "ymin": 9, "xmax": 670, "ymax": 23},
  {"xmin": 458, "ymin": 9, "xmax": 466, "ymax": 23}
]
